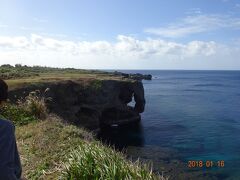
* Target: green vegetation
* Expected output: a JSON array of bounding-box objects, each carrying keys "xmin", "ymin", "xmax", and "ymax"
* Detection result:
[
  {"xmin": 0, "ymin": 89, "xmax": 50, "ymax": 124},
  {"xmin": 0, "ymin": 64, "xmax": 129, "ymax": 90},
  {"xmin": 0, "ymin": 89, "xmax": 165, "ymax": 179},
  {"xmin": 0, "ymin": 64, "xmax": 39, "ymax": 79},
  {"xmin": 89, "ymin": 79, "xmax": 103, "ymax": 90},
  {"xmin": 63, "ymin": 142, "xmax": 158, "ymax": 180},
  {"xmin": 17, "ymin": 118, "xmax": 163, "ymax": 180},
  {"xmin": 0, "ymin": 103, "xmax": 36, "ymax": 126},
  {"xmin": 16, "ymin": 117, "xmax": 93, "ymax": 179},
  {"xmin": 0, "ymin": 64, "xmax": 103, "ymax": 80},
  {"xmin": 17, "ymin": 89, "xmax": 51, "ymax": 119}
]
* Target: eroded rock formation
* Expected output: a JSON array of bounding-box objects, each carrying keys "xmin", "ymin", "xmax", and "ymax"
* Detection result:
[{"xmin": 8, "ymin": 79, "xmax": 145, "ymax": 129}]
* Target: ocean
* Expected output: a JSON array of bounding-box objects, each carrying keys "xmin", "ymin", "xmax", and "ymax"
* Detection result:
[{"xmin": 98, "ymin": 70, "xmax": 240, "ymax": 179}]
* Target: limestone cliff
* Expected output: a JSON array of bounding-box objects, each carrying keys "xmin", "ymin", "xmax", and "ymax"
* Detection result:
[{"xmin": 8, "ymin": 79, "xmax": 145, "ymax": 129}]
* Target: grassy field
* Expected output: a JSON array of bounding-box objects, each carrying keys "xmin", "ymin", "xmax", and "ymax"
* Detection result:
[
  {"xmin": 1, "ymin": 64, "xmax": 129, "ymax": 90},
  {"xmin": 0, "ymin": 64, "xmax": 101, "ymax": 79}
]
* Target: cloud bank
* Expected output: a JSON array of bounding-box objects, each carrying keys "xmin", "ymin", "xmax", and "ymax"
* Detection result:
[
  {"xmin": 0, "ymin": 34, "xmax": 220, "ymax": 57},
  {"xmin": 0, "ymin": 34, "xmax": 239, "ymax": 69}
]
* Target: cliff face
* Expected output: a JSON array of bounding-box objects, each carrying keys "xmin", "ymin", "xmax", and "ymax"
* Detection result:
[{"xmin": 8, "ymin": 79, "xmax": 145, "ymax": 129}]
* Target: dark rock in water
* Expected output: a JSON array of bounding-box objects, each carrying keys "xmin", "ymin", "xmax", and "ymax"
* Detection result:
[
  {"xmin": 8, "ymin": 79, "xmax": 146, "ymax": 130},
  {"xmin": 144, "ymin": 74, "xmax": 152, "ymax": 80},
  {"xmin": 129, "ymin": 73, "xmax": 152, "ymax": 81},
  {"xmin": 113, "ymin": 71, "xmax": 152, "ymax": 81}
]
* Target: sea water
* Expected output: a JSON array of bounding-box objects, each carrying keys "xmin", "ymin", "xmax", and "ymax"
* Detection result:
[{"xmin": 99, "ymin": 70, "xmax": 240, "ymax": 179}]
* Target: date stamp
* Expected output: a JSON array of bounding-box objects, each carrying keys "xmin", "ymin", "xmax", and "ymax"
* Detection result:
[{"xmin": 188, "ymin": 160, "xmax": 225, "ymax": 168}]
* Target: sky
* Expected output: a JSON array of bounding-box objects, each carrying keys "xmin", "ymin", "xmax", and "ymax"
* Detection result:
[{"xmin": 0, "ymin": 0, "xmax": 240, "ymax": 70}]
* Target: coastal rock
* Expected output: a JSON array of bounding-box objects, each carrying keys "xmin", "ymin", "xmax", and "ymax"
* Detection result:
[
  {"xmin": 113, "ymin": 71, "xmax": 152, "ymax": 81},
  {"xmin": 129, "ymin": 73, "xmax": 152, "ymax": 81},
  {"xmin": 8, "ymin": 79, "xmax": 146, "ymax": 129}
]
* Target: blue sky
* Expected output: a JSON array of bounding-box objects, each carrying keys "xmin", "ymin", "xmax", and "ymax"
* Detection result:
[{"xmin": 0, "ymin": 0, "xmax": 240, "ymax": 69}]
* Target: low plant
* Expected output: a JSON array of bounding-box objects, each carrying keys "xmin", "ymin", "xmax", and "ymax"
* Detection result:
[{"xmin": 0, "ymin": 103, "xmax": 36, "ymax": 126}]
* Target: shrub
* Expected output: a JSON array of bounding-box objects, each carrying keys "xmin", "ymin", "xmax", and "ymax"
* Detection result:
[
  {"xmin": 0, "ymin": 89, "xmax": 51, "ymax": 124},
  {"xmin": 0, "ymin": 103, "xmax": 36, "ymax": 126},
  {"xmin": 18, "ymin": 88, "xmax": 51, "ymax": 119}
]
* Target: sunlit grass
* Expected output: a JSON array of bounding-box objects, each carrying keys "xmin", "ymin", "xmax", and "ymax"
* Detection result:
[
  {"xmin": 16, "ymin": 117, "xmax": 93, "ymax": 179},
  {"xmin": 16, "ymin": 117, "xmax": 166, "ymax": 180},
  {"xmin": 6, "ymin": 72, "xmax": 128, "ymax": 90},
  {"xmin": 63, "ymin": 142, "xmax": 162, "ymax": 180}
]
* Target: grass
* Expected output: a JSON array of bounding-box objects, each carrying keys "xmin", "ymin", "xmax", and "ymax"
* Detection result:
[
  {"xmin": 6, "ymin": 73, "xmax": 131, "ymax": 91},
  {"xmin": 0, "ymin": 89, "xmax": 50, "ymax": 122},
  {"xmin": 0, "ymin": 91, "xmax": 165, "ymax": 180},
  {"xmin": 63, "ymin": 142, "xmax": 159, "ymax": 180},
  {"xmin": 2, "ymin": 66, "xmax": 131, "ymax": 90},
  {"xmin": 16, "ymin": 117, "xmax": 164, "ymax": 180},
  {"xmin": 0, "ymin": 64, "xmax": 98, "ymax": 80},
  {"xmin": 16, "ymin": 116, "xmax": 93, "ymax": 179},
  {"xmin": 5, "ymin": 73, "xmax": 106, "ymax": 90}
]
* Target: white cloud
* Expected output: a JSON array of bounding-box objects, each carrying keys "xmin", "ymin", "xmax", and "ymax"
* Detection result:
[
  {"xmin": 0, "ymin": 34, "xmax": 239, "ymax": 69},
  {"xmin": 114, "ymin": 35, "xmax": 219, "ymax": 58},
  {"xmin": 145, "ymin": 14, "xmax": 240, "ymax": 38},
  {"xmin": 184, "ymin": 41, "xmax": 217, "ymax": 56},
  {"xmin": 0, "ymin": 36, "xmax": 30, "ymax": 49}
]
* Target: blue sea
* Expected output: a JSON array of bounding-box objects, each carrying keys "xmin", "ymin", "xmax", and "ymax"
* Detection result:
[{"xmin": 99, "ymin": 70, "xmax": 240, "ymax": 179}]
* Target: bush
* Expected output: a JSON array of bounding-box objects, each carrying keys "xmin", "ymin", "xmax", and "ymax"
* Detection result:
[
  {"xmin": 18, "ymin": 89, "xmax": 51, "ymax": 119},
  {"xmin": 0, "ymin": 103, "xmax": 36, "ymax": 126},
  {"xmin": 0, "ymin": 89, "xmax": 51, "ymax": 125}
]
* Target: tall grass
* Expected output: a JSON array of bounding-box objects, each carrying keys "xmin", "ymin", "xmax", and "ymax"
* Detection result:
[
  {"xmin": 0, "ymin": 88, "xmax": 51, "ymax": 124},
  {"xmin": 18, "ymin": 88, "xmax": 51, "ymax": 119},
  {"xmin": 62, "ymin": 142, "xmax": 165, "ymax": 180}
]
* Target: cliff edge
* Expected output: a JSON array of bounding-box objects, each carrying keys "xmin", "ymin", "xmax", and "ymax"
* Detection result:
[{"xmin": 9, "ymin": 79, "xmax": 145, "ymax": 129}]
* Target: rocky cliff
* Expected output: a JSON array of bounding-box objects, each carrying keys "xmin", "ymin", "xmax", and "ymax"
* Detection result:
[{"xmin": 8, "ymin": 79, "xmax": 145, "ymax": 129}]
